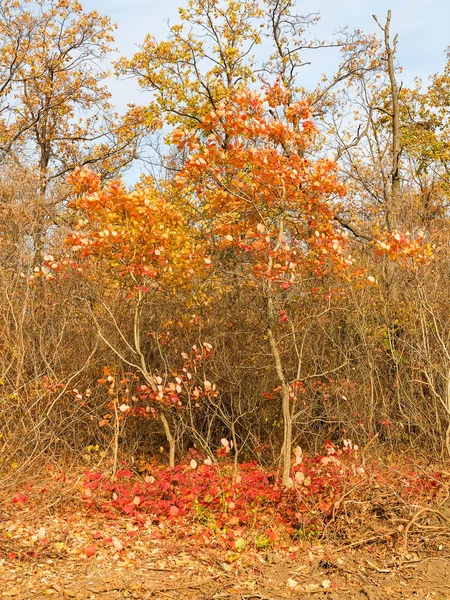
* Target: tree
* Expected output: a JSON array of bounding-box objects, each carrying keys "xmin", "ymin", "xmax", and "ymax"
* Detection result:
[
  {"xmin": 115, "ymin": 0, "xmax": 397, "ymax": 482},
  {"xmin": 0, "ymin": 0, "xmax": 139, "ymax": 264},
  {"xmin": 63, "ymin": 167, "xmax": 216, "ymax": 466},
  {"xmin": 325, "ymin": 11, "xmax": 439, "ymax": 450},
  {"xmin": 172, "ymin": 84, "xmax": 356, "ymax": 485}
]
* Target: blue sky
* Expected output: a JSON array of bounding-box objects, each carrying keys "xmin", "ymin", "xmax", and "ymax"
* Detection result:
[{"xmin": 84, "ymin": 0, "xmax": 450, "ymax": 114}]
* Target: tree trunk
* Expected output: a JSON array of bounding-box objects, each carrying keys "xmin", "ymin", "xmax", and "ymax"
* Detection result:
[
  {"xmin": 160, "ymin": 412, "xmax": 175, "ymax": 467},
  {"xmin": 265, "ymin": 216, "xmax": 293, "ymax": 487}
]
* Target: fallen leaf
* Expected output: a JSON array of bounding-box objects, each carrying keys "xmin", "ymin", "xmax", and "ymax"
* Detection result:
[
  {"xmin": 112, "ymin": 537, "xmax": 123, "ymax": 551},
  {"xmin": 84, "ymin": 544, "xmax": 97, "ymax": 558}
]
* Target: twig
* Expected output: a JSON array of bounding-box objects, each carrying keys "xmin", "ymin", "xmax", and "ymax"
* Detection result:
[
  {"xmin": 337, "ymin": 531, "xmax": 395, "ymax": 551},
  {"xmin": 402, "ymin": 507, "xmax": 450, "ymax": 554}
]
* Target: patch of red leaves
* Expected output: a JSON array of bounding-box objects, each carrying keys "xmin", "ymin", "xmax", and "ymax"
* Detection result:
[{"xmin": 80, "ymin": 444, "xmax": 365, "ymax": 547}]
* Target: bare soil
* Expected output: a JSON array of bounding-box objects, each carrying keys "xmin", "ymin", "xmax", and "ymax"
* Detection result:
[
  {"xmin": 2, "ymin": 532, "xmax": 450, "ymax": 599},
  {"xmin": 2, "ymin": 465, "xmax": 450, "ymax": 599}
]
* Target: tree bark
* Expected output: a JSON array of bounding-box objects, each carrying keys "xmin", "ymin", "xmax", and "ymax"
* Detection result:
[{"xmin": 160, "ymin": 412, "xmax": 175, "ymax": 468}]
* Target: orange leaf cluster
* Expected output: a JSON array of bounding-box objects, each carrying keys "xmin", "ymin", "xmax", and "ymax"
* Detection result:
[
  {"xmin": 374, "ymin": 229, "xmax": 433, "ymax": 266},
  {"xmin": 172, "ymin": 86, "xmax": 351, "ymax": 286},
  {"xmin": 66, "ymin": 167, "xmax": 205, "ymax": 292}
]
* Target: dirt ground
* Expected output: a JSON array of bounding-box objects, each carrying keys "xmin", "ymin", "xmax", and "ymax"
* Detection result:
[
  {"xmin": 3, "ymin": 539, "xmax": 450, "ymax": 599},
  {"xmin": 3, "ymin": 467, "xmax": 450, "ymax": 599}
]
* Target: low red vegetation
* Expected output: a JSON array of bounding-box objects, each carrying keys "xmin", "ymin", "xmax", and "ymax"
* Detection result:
[{"xmin": 78, "ymin": 444, "xmax": 367, "ymax": 549}]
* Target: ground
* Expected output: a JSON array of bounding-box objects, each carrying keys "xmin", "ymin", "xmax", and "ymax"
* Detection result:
[
  {"xmin": 2, "ymin": 510, "xmax": 450, "ymax": 599},
  {"xmin": 2, "ymin": 458, "xmax": 450, "ymax": 599},
  {"xmin": 3, "ymin": 543, "xmax": 450, "ymax": 599}
]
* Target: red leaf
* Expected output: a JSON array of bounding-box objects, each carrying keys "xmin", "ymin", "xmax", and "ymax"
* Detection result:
[
  {"xmin": 12, "ymin": 493, "xmax": 27, "ymax": 504},
  {"xmin": 84, "ymin": 545, "xmax": 97, "ymax": 558},
  {"xmin": 116, "ymin": 469, "xmax": 133, "ymax": 478}
]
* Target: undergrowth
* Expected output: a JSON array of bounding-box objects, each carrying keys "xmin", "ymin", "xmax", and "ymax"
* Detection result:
[{"xmin": 5, "ymin": 442, "xmax": 449, "ymax": 556}]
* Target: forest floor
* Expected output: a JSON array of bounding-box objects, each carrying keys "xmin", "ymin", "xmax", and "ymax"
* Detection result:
[
  {"xmin": 2, "ymin": 457, "xmax": 450, "ymax": 599},
  {"xmin": 2, "ymin": 521, "xmax": 450, "ymax": 600}
]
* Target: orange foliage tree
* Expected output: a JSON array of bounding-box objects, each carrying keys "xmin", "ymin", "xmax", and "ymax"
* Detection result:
[
  {"xmin": 0, "ymin": 0, "xmax": 140, "ymax": 265},
  {"xmin": 62, "ymin": 167, "xmax": 217, "ymax": 466},
  {"xmin": 172, "ymin": 84, "xmax": 361, "ymax": 485}
]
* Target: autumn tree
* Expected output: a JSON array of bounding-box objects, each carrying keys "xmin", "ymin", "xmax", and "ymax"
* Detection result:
[
  {"xmin": 62, "ymin": 167, "xmax": 217, "ymax": 466},
  {"xmin": 170, "ymin": 84, "xmax": 360, "ymax": 485},
  {"xmin": 323, "ymin": 12, "xmax": 447, "ymax": 450},
  {"xmin": 0, "ymin": 0, "xmax": 140, "ymax": 265}
]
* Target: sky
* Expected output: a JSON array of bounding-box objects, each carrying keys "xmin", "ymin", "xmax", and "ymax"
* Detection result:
[{"xmin": 83, "ymin": 0, "xmax": 450, "ymax": 113}]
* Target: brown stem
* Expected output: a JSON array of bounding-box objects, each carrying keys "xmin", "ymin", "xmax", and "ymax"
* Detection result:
[{"xmin": 160, "ymin": 412, "xmax": 175, "ymax": 467}]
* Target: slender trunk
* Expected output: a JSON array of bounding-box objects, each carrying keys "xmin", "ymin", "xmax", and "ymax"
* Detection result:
[
  {"xmin": 385, "ymin": 12, "xmax": 402, "ymax": 315},
  {"xmin": 32, "ymin": 140, "xmax": 51, "ymax": 268},
  {"xmin": 160, "ymin": 412, "xmax": 175, "ymax": 467},
  {"xmin": 230, "ymin": 420, "xmax": 239, "ymax": 483},
  {"xmin": 384, "ymin": 10, "xmax": 401, "ymax": 228},
  {"xmin": 265, "ymin": 215, "xmax": 292, "ymax": 487},
  {"xmin": 267, "ymin": 301, "xmax": 292, "ymax": 485},
  {"xmin": 374, "ymin": 10, "xmax": 401, "ymax": 231},
  {"xmin": 112, "ymin": 399, "xmax": 120, "ymax": 477},
  {"xmin": 374, "ymin": 12, "xmax": 403, "ymax": 421},
  {"xmin": 267, "ymin": 316, "xmax": 292, "ymax": 487}
]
